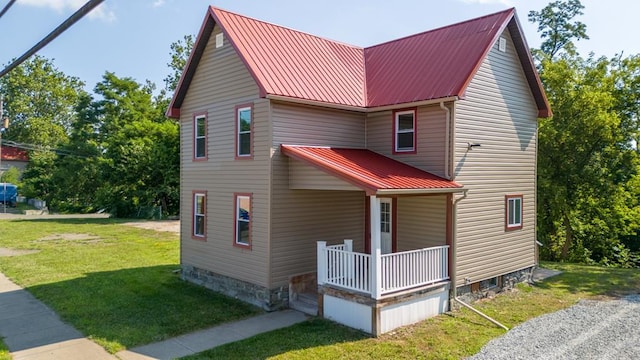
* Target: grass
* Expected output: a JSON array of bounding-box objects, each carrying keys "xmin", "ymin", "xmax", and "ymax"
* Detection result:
[
  {"xmin": 0, "ymin": 339, "xmax": 9, "ymax": 360},
  {"xmin": 184, "ymin": 262, "xmax": 640, "ymax": 359},
  {"xmin": 0, "ymin": 218, "xmax": 261, "ymax": 354}
]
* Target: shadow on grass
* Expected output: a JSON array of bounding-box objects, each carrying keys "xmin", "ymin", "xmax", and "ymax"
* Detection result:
[
  {"xmin": 182, "ymin": 318, "xmax": 369, "ymax": 360},
  {"xmin": 8, "ymin": 218, "xmax": 137, "ymax": 226},
  {"xmin": 534, "ymin": 263, "xmax": 640, "ymax": 297},
  {"xmin": 24, "ymin": 265, "xmax": 262, "ymax": 353}
]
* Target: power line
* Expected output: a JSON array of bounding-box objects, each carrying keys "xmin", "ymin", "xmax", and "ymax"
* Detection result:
[
  {"xmin": 0, "ymin": 0, "xmax": 105, "ymax": 78},
  {"xmin": 0, "ymin": 0, "xmax": 16, "ymax": 20}
]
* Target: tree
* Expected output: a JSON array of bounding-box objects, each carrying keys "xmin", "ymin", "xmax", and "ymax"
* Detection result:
[
  {"xmin": 164, "ymin": 34, "xmax": 194, "ymax": 92},
  {"xmin": 0, "ymin": 55, "xmax": 86, "ymax": 148},
  {"xmin": 528, "ymin": 0, "xmax": 589, "ymax": 59},
  {"xmin": 532, "ymin": 1, "xmax": 640, "ymax": 266}
]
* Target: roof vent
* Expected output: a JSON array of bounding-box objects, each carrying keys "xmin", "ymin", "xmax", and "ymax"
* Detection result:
[
  {"xmin": 215, "ymin": 33, "xmax": 224, "ymax": 48},
  {"xmin": 498, "ymin": 37, "xmax": 506, "ymax": 52}
]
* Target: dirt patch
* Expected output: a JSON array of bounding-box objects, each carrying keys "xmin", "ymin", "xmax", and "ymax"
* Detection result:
[
  {"xmin": 38, "ymin": 233, "xmax": 101, "ymax": 242},
  {"xmin": 0, "ymin": 247, "xmax": 40, "ymax": 257},
  {"xmin": 121, "ymin": 220, "xmax": 180, "ymax": 234}
]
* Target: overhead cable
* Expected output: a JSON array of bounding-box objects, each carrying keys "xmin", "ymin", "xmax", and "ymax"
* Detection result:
[
  {"xmin": 0, "ymin": 0, "xmax": 104, "ymax": 78},
  {"xmin": 0, "ymin": 0, "xmax": 16, "ymax": 20}
]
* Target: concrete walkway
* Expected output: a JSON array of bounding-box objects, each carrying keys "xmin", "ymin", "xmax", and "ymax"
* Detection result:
[{"xmin": 0, "ymin": 272, "xmax": 307, "ymax": 360}]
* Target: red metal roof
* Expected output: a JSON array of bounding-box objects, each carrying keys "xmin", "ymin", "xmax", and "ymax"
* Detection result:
[
  {"xmin": 168, "ymin": 7, "xmax": 551, "ymax": 118},
  {"xmin": 1, "ymin": 145, "xmax": 28, "ymax": 161},
  {"xmin": 281, "ymin": 145, "xmax": 462, "ymax": 195}
]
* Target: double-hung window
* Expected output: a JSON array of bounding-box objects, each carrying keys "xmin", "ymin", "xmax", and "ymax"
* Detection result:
[
  {"xmin": 234, "ymin": 193, "xmax": 252, "ymax": 248},
  {"xmin": 236, "ymin": 104, "xmax": 253, "ymax": 158},
  {"xmin": 505, "ymin": 195, "xmax": 523, "ymax": 231},
  {"xmin": 194, "ymin": 114, "xmax": 207, "ymax": 160},
  {"xmin": 393, "ymin": 109, "xmax": 416, "ymax": 153},
  {"xmin": 193, "ymin": 191, "xmax": 206, "ymax": 239}
]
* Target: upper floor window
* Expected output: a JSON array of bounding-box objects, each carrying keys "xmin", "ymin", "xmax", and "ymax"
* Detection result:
[
  {"xmin": 234, "ymin": 193, "xmax": 252, "ymax": 248},
  {"xmin": 236, "ymin": 104, "xmax": 253, "ymax": 158},
  {"xmin": 393, "ymin": 109, "xmax": 416, "ymax": 153},
  {"xmin": 194, "ymin": 114, "xmax": 207, "ymax": 160},
  {"xmin": 505, "ymin": 195, "xmax": 523, "ymax": 231}
]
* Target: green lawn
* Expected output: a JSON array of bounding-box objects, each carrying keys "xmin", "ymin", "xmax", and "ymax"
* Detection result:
[
  {"xmin": 0, "ymin": 340, "xmax": 9, "ymax": 360},
  {"xmin": 184, "ymin": 262, "xmax": 640, "ymax": 359},
  {"xmin": 0, "ymin": 218, "xmax": 261, "ymax": 354}
]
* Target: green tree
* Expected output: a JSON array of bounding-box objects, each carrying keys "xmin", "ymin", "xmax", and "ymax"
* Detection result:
[
  {"xmin": 528, "ymin": 0, "xmax": 589, "ymax": 59},
  {"xmin": 0, "ymin": 55, "xmax": 85, "ymax": 148},
  {"xmin": 164, "ymin": 34, "xmax": 194, "ymax": 92},
  {"xmin": 0, "ymin": 166, "xmax": 21, "ymax": 185}
]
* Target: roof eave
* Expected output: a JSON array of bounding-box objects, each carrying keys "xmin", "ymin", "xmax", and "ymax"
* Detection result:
[{"xmin": 376, "ymin": 187, "xmax": 465, "ymax": 196}]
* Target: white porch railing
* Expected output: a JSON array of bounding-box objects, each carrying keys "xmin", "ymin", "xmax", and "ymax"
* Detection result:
[
  {"xmin": 380, "ymin": 245, "xmax": 449, "ymax": 294},
  {"xmin": 318, "ymin": 240, "xmax": 449, "ymax": 299}
]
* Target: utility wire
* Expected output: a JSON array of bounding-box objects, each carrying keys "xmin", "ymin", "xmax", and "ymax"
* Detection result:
[
  {"xmin": 0, "ymin": 0, "xmax": 16, "ymax": 20},
  {"xmin": 0, "ymin": 0, "xmax": 104, "ymax": 78}
]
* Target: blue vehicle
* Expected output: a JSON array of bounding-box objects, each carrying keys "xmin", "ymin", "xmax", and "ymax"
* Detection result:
[{"xmin": 0, "ymin": 183, "xmax": 17, "ymax": 207}]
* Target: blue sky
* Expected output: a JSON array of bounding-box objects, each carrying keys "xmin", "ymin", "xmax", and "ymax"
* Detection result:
[{"xmin": 0, "ymin": 0, "xmax": 637, "ymax": 93}]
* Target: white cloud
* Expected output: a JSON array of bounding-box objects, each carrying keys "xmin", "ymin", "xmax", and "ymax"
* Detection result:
[
  {"xmin": 17, "ymin": 0, "xmax": 116, "ymax": 22},
  {"xmin": 152, "ymin": 0, "xmax": 166, "ymax": 8},
  {"xmin": 460, "ymin": 0, "xmax": 515, "ymax": 6}
]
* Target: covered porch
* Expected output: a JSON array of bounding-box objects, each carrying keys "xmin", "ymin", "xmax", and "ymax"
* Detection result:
[{"xmin": 281, "ymin": 145, "xmax": 464, "ymax": 335}]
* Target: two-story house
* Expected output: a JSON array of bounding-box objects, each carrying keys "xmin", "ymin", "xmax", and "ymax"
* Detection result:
[{"xmin": 167, "ymin": 6, "xmax": 551, "ymax": 336}]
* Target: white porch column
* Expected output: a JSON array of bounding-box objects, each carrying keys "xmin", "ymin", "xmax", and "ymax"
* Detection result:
[
  {"xmin": 317, "ymin": 241, "xmax": 327, "ymax": 285},
  {"xmin": 344, "ymin": 239, "xmax": 353, "ymax": 252},
  {"xmin": 370, "ymin": 195, "xmax": 382, "ymax": 299}
]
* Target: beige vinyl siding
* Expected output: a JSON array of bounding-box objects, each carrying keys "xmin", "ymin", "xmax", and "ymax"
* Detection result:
[
  {"xmin": 367, "ymin": 105, "xmax": 448, "ymax": 177},
  {"xmin": 453, "ymin": 30, "xmax": 538, "ymax": 286},
  {"xmin": 179, "ymin": 24, "xmax": 271, "ymax": 287},
  {"xmin": 270, "ymin": 102, "xmax": 366, "ymax": 287},
  {"xmin": 397, "ymin": 196, "xmax": 447, "ymax": 251}
]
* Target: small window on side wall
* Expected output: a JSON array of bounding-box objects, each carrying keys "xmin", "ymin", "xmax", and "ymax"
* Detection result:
[
  {"xmin": 236, "ymin": 104, "xmax": 252, "ymax": 158},
  {"xmin": 234, "ymin": 193, "xmax": 252, "ymax": 248},
  {"xmin": 505, "ymin": 195, "xmax": 523, "ymax": 231},
  {"xmin": 193, "ymin": 191, "xmax": 206, "ymax": 239},
  {"xmin": 393, "ymin": 109, "xmax": 416, "ymax": 153},
  {"xmin": 194, "ymin": 114, "xmax": 207, "ymax": 160}
]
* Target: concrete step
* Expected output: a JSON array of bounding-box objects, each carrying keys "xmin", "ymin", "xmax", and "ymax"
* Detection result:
[{"xmin": 290, "ymin": 292, "xmax": 318, "ymax": 316}]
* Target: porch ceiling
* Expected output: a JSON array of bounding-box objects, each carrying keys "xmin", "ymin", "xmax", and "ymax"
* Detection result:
[{"xmin": 280, "ymin": 145, "xmax": 463, "ymax": 196}]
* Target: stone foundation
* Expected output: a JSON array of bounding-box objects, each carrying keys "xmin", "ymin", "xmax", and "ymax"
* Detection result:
[
  {"xmin": 454, "ymin": 266, "xmax": 534, "ymax": 304},
  {"xmin": 181, "ymin": 265, "xmax": 288, "ymax": 311}
]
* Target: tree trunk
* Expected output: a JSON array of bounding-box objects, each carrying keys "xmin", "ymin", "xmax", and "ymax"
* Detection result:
[{"xmin": 561, "ymin": 213, "xmax": 573, "ymax": 260}]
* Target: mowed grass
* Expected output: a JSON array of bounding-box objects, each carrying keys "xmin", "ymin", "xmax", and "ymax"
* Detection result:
[
  {"xmin": 0, "ymin": 218, "xmax": 261, "ymax": 353},
  {"xmin": 0, "ymin": 340, "xmax": 9, "ymax": 360},
  {"xmin": 184, "ymin": 262, "xmax": 640, "ymax": 359}
]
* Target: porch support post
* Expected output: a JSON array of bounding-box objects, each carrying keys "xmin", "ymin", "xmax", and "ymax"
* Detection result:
[
  {"xmin": 370, "ymin": 195, "xmax": 382, "ymax": 299},
  {"xmin": 317, "ymin": 241, "xmax": 327, "ymax": 285},
  {"xmin": 344, "ymin": 239, "xmax": 353, "ymax": 252}
]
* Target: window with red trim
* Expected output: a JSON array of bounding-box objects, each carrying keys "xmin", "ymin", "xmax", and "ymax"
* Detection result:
[
  {"xmin": 194, "ymin": 114, "xmax": 207, "ymax": 159},
  {"xmin": 193, "ymin": 192, "xmax": 206, "ymax": 239},
  {"xmin": 505, "ymin": 195, "xmax": 523, "ymax": 231},
  {"xmin": 393, "ymin": 109, "xmax": 416, "ymax": 153},
  {"xmin": 236, "ymin": 104, "xmax": 253, "ymax": 158},
  {"xmin": 234, "ymin": 193, "xmax": 252, "ymax": 248}
]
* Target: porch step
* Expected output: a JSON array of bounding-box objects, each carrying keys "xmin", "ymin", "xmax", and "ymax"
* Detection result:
[{"xmin": 290, "ymin": 292, "xmax": 318, "ymax": 316}]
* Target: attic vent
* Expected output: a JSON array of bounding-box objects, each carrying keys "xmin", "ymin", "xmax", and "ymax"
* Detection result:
[
  {"xmin": 498, "ymin": 37, "xmax": 506, "ymax": 52},
  {"xmin": 215, "ymin": 33, "xmax": 224, "ymax": 48}
]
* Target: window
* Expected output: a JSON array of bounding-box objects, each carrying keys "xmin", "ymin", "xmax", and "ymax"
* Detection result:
[
  {"xmin": 236, "ymin": 104, "xmax": 253, "ymax": 158},
  {"xmin": 505, "ymin": 195, "xmax": 523, "ymax": 231},
  {"xmin": 193, "ymin": 191, "xmax": 206, "ymax": 239},
  {"xmin": 234, "ymin": 193, "xmax": 252, "ymax": 248},
  {"xmin": 393, "ymin": 109, "xmax": 416, "ymax": 153},
  {"xmin": 194, "ymin": 114, "xmax": 207, "ymax": 160}
]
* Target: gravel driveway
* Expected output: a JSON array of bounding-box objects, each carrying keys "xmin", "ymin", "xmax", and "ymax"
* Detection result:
[{"xmin": 469, "ymin": 294, "xmax": 640, "ymax": 360}]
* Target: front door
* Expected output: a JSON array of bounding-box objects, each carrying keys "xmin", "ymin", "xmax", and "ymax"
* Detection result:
[{"xmin": 380, "ymin": 198, "xmax": 392, "ymax": 254}]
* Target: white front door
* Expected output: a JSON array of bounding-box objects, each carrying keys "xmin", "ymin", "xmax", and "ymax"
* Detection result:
[{"xmin": 380, "ymin": 198, "xmax": 392, "ymax": 254}]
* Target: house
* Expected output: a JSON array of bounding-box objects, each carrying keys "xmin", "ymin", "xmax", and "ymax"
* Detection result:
[
  {"xmin": 167, "ymin": 6, "xmax": 551, "ymax": 336},
  {"xmin": 0, "ymin": 145, "xmax": 29, "ymax": 177}
]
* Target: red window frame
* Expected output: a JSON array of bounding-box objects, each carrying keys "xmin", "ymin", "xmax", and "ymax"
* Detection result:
[
  {"xmin": 233, "ymin": 193, "xmax": 252, "ymax": 249},
  {"xmin": 235, "ymin": 103, "xmax": 254, "ymax": 159},
  {"xmin": 193, "ymin": 112, "xmax": 208, "ymax": 161},
  {"xmin": 192, "ymin": 190, "xmax": 207, "ymax": 240},
  {"xmin": 505, "ymin": 194, "xmax": 523, "ymax": 231},
  {"xmin": 392, "ymin": 108, "xmax": 417, "ymax": 154}
]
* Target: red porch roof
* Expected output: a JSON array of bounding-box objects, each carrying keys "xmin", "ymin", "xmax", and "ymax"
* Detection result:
[
  {"xmin": 1, "ymin": 145, "xmax": 28, "ymax": 161},
  {"xmin": 168, "ymin": 7, "xmax": 551, "ymax": 117},
  {"xmin": 280, "ymin": 145, "xmax": 463, "ymax": 196}
]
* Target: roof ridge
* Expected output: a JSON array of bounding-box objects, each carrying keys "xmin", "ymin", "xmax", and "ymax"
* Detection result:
[
  {"xmin": 364, "ymin": 7, "xmax": 515, "ymax": 51},
  {"xmin": 210, "ymin": 6, "xmax": 364, "ymax": 51}
]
